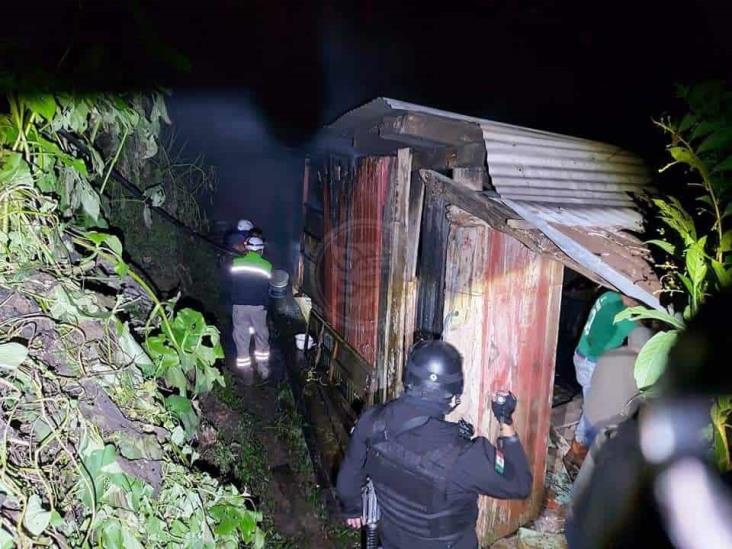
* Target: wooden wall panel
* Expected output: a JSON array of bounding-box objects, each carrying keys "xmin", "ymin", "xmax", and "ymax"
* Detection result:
[{"xmin": 443, "ymin": 208, "xmax": 564, "ymax": 544}]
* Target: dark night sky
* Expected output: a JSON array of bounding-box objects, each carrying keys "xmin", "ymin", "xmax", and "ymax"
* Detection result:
[{"xmin": 4, "ymin": 0, "xmax": 732, "ymax": 270}]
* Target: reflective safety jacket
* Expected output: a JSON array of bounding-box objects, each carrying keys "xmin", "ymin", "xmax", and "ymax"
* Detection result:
[
  {"xmin": 230, "ymin": 252, "xmax": 272, "ymax": 306},
  {"xmin": 365, "ymin": 407, "xmax": 476, "ymax": 543}
]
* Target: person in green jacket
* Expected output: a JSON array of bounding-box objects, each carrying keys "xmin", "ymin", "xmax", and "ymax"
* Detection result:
[
  {"xmin": 565, "ymin": 290, "xmax": 637, "ymax": 470},
  {"xmin": 230, "ymin": 236, "xmax": 273, "ymax": 385}
]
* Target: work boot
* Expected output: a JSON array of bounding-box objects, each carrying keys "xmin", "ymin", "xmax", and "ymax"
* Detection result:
[
  {"xmin": 563, "ymin": 438, "xmax": 589, "ymax": 480},
  {"xmin": 257, "ymin": 363, "xmax": 270, "ymax": 382},
  {"xmin": 239, "ymin": 366, "xmax": 255, "ymax": 386}
]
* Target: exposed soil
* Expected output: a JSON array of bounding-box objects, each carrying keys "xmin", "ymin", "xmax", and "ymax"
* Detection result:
[
  {"xmin": 201, "ymin": 367, "xmax": 336, "ymax": 547},
  {"xmin": 196, "ymin": 289, "xmax": 353, "ymax": 548}
]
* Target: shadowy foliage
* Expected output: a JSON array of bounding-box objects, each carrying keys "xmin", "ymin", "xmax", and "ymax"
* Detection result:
[
  {"xmin": 620, "ymin": 81, "xmax": 732, "ymax": 471},
  {"xmin": 0, "ymin": 91, "xmax": 264, "ymax": 546}
]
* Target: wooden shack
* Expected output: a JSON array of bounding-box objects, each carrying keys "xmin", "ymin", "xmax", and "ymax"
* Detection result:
[{"xmin": 294, "ymin": 98, "xmax": 661, "ymax": 543}]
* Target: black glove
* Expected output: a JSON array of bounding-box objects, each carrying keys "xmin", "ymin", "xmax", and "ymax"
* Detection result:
[
  {"xmin": 491, "ymin": 391, "xmax": 517, "ymax": 425},
  {"xmin": 457, "ymin": 418, "xmax": 475, "ymax": 440}
]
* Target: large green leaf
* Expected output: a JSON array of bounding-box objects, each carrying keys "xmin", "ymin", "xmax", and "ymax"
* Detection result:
[
  {"xmin": 653, "ymin": 197, "xmax": 697, "ymax": 245},
  {"xmin": 686, "ymin": 237, "xmax": 709, "ymax": 288},
  {"xmin": 678, "ymin": 112, "xmax": 697, "ymax": 133},
  {"xmin": 171, "ymin": 308, "xmax": 206, "ymax": 351},
  {"xmin": 34, "ymin": 135, "xmax": 88, "ymax": 176},
  {"xmin": 145, "ymin": 335, "xmax": 179, "ymax": 369},
  {"xmin": 115, "ymin": 322, "xmax": 154, "ymax": 373},
  {"xmin": 0, "ymin": 342, "xmax": 28, "ymax": 370},
  {"xmin": 634, "ymin": 330, "xmax": 679, "ymax": 389},
  {"xmin": 23, "ymin": 494, "xmax": 51, "ymax": 537},
  {"xmin": 24, "ymin": 94, "xmax": 57, "ymax": 121},
  {"xmin": 711, "ymin": 397, "xmax": 732, "ymax": 472},
  {"xmin": 164, "ymin": 364, "xmax": 188, "ymax": 395},
  {"xmin": 720, "ymin": 230, "xmax": 732, "ymax": 253},
  {"xmin": 99, "ymin": 519, "xmax": 144, "ymax": 549},
  {"xmin": 711, "ymin": 260, "xmax": 732, "ymax": 288},
  {"xmin": 86, "ymin": 231, "xmax": 123, "ymax": 256},
  {"xmin": 0, "ymin": 152, "xmax": 33, "ymax": 186},
  {"xmin": 689, "ymin": 120, "xmax": 723, "ymax": 141},
  {"xmin": 615, "ymin": 306, "xmax": 685, "ymax": 331},
  {"xmin": 646, "ymin": 239, "xmax": 676, "ymax": 255},
  {"xmin": 165, "ymin": 395, "xmax": 199, "ymax": 437}
]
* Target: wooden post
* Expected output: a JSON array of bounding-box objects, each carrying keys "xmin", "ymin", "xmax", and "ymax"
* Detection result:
[
  {"xmin": 376, "ymin": 148, "xmax": 413, "ymax": 400},
  {"xmin": 442, "ymin": 207, "xmax": 564, "ymax": 543},
  {"xmin": 401, "ymin": 173, "xmax": 425, "ymax": 375}
]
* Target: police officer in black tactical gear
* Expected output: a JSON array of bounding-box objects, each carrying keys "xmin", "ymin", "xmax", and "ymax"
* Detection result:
[{"xmin": 336, "ymin": 340, "xmax": 533, "ymax": 548}]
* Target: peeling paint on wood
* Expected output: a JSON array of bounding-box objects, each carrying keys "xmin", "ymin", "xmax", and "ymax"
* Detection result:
[{"xmin": 443, "ymin": 207, "xmax": 564, "ymax": 543}]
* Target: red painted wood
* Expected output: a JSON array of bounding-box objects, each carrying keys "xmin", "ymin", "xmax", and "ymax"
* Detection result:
[
  {"xmin": 320, "ymin": 156, "xmax": 393, "ymax": 365},
  {"xmin": 477, "ymin": 227, "xmax": 564, "ymax": 542}
]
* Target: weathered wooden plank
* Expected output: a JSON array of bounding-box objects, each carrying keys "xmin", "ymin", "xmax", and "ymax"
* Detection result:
[
  {"xmin": 419, "ymin": 169, "xmax": 613, "ymax": 289},
  {"xmin": 402, "ymin": 278, "xmax": 419, "ymax": 363},
  {"xmin": 376, "ymin": 148, "xmax": 413, "ymax": 400},
  {"xmin": 439, "ymin": 207, "xmax": 564, "ymax": 542},
  {"xmin": 408, "ymin": 143, "xmax": 486, "ymax": 171},
  {"xmin": 452, "ymin": 166, "xmax": 490, "ymax": 191},
  {"xmin": 443, "ymin": 207, "xmax": 488, "ymax": 433},
  {"xmin": 401, "ymin": 171, "xmax": 425, "ymax": 368},
  {"xmin": 478, "ymin": 229, "xmax": 563, "ymax": 543},
  {"xmin": 379, "ymin": 112, "xmax": 484, "ymax": 146}
]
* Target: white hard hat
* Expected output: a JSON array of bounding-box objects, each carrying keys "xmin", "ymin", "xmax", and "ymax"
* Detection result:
[
  {"xmin": 245, "ymin": 236, "xmax": 265, "ymax": 251},
  {"xmin": 237, "ymin": 219, "xmax": 254, "ymax": 232}
]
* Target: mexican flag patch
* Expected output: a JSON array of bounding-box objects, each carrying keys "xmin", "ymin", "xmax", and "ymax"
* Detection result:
[{"xmin": 495, "ymin": 449, "xmax": 505, "ymax": 475}]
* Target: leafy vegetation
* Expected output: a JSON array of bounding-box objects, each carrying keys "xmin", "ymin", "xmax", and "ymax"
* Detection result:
[
  {"xmin": 621, "ymin": 81, "xmax": 732, "ymax": 470},
  {"xmin": 104, "ymin": 117, "xmax": 222, "ymax": 307},
  {"xmin": 0, "ymin": 91, "xmax": 264, "ymax": 546}
]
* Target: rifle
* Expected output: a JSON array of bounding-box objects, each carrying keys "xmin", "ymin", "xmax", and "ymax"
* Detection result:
[{"xmin": 361, "ymin": 478, "xmax": 381, "ymax": 549}]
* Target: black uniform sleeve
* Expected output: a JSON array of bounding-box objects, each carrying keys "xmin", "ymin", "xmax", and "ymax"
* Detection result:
[
  {"xmin": 452, "ymin": 435, "xmax": 532, "ymax": 499},
  {"xmin": 335, "ymin": 407, "xmax": 379, "ymax": 517}
]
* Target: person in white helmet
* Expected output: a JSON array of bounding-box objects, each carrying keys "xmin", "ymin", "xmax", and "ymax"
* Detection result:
[
  {"xmin": 230, "ymin": 235, "xmax": 272, "ymax": 384},
  {"xmin": 225, "ymin": 219, "xmax": 254, "ymax": 253}
]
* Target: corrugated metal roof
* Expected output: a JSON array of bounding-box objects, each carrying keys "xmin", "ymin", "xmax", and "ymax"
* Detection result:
[
  {"xmin": 383, "ymin": 98, "xmax": 651, "ymax": 209},
  {"xmin": 330, "ymin": 98, "xmax": 650, "ymax": 222},
  {"xmin": 507, "ymin": 202, "xmax": 643, "ymax": 230},
  {"xmin": 326, "ymin": 98, "xmax": 661, "ymax": 308}
]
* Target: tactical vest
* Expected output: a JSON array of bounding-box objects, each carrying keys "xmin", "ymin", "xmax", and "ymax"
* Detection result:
[{"xmin": 365, "ymin": 405, "xmax": 477, "ymax": 543}]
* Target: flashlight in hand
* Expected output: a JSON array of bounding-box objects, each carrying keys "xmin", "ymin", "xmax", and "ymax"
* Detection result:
[{"xmin": 491, "ymin": 390, "xmax": 517, "ymax": 425}]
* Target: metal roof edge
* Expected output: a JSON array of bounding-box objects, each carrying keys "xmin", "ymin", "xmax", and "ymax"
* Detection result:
[{"xmin": 503, "ymin": 199, "xmax": 662, "ymax": 310}]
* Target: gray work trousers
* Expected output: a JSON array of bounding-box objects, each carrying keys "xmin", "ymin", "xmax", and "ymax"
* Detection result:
[{"xmin": 232, "ymin": 305, "xmax": 270, "ymax": 378}]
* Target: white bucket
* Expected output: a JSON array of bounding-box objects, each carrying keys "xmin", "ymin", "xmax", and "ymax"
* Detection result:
[{"xmin": 295, "ymin": 333, "xmax": 316, "ymax": 351}]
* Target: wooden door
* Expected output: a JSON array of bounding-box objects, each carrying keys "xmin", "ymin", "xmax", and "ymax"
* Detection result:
[{"xmin": 442, "ymin": 206, "xmax": 564, "ymax": 544}]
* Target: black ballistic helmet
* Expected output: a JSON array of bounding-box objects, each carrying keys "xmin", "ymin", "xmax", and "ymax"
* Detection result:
[{"xmin": 404, "ymin": 340, "xmax": 464, "ymax": 400}]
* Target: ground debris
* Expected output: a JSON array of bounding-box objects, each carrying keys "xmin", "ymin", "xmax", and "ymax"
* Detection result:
[{"xmin": 516, "ymin": 527, "xmax": 568, "ymax": 549}]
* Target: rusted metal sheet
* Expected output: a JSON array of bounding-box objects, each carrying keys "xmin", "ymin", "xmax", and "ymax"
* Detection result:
[
  {"xmin": 319, "ymin": 156, "xmax": 393, "ymax": 365},
  {"xmin": 443, "ymin": 207, "xmax": 564, "ymax": 543},
  {"xmin": 343, "ymin": 157, "xmax": 393, "ymax": 364},
  {"xmin": 551, "ymin": 223, "xmax": 659, "ymax": 297}
]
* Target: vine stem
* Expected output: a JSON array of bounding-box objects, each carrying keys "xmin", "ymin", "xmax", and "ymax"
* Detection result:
[
  {"xmin": 655, "ymin": 119, "xmax": 725, "ymax": 262},
  {"xmin": 99, "ymin": 127, "xmax": 129, "ymax": 196}
]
